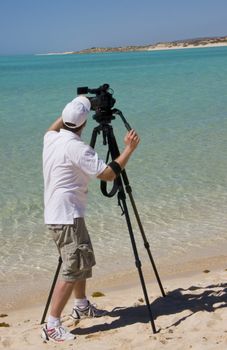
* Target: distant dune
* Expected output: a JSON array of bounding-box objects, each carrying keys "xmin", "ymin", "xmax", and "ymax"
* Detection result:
[
  {"xmin": 71, "ymin": 36, "xmax": 227, "ymax": 54},
  {"xmin": 38, "ymin": 36, "xmax": 227, "ymax": 56}
]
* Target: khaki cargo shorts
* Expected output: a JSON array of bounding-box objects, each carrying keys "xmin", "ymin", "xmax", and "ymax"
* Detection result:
[{"xmin": 48, "ymin": 218, "xmax": 96, "ymax": 281}]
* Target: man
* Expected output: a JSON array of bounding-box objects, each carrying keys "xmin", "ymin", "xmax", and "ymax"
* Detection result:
[{"xmin": 42, "ymin": 95, "xmax": 140, "ymax": 342}]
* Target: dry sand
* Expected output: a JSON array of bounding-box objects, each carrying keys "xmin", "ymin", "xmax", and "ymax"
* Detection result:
[{"xmin": 1, "ymin": 255, "xmax": 227, "ymax": 349}]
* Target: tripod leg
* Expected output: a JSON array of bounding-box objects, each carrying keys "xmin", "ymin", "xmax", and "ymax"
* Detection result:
[
  {"xmin": 128, "ymin": 190, "xmax": 166, "ymax": 297},
  {"xmin": 90, "ymin": 122, "xmax": 161, "ymax": 332},
  {"xmin": 40, "ymin": 256, "xmax": 62, "ymax": 324},
  {"xmin": 121, "ymin": 171, "xmax": 166, "ymax": 297},
  {"xmin": 106, "ymin": 127, "xmax": 165, "ymax": 298},
  {"xmin": 118, "ymin": 191, "xmax": 157, "ymax": 334}
]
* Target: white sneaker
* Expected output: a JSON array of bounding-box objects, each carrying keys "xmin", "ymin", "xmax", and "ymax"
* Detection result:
[
  {"xmin": 41, "ymin": 324, "xmax": 76, "ymax": 343},
  {"xmin": 71, "ymin": 300, "xmax": 108, "ymax": 320}
]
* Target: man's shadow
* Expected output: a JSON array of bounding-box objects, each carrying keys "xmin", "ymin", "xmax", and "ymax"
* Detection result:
[{"xmin": 72, "ymin": 282, "xmax": 227, "ymax": 335}]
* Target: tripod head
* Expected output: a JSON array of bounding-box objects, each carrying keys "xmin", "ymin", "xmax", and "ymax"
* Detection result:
[
  {"xmin": 77, "ymin": 83, "xmax": 116, "ymax": 124},
  {"xmin": 77, "ymin": 84, "xmax": 131, "ymax": 198},
  {"xmin": 77, "ymin": 83, "xmax": 131, "ymax": 130}
]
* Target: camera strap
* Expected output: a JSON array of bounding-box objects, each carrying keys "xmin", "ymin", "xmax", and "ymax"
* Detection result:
[
  {"xmin": 100, "ymin": 179, "xmax": 119, "ymax": 198},
  {"xmin": 100, "ymin": 151, "xmax": 119, "ymax": 198}
]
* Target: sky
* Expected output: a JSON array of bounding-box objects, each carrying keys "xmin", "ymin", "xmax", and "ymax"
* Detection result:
[{"xmin": 0, "ymin": 0, "xmax": 227, "ymax": 55}]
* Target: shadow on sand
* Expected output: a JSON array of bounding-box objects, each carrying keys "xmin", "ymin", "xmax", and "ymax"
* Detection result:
[{"xmin": 72, "ymin": 282, "xmax": 227, "ymax": 335}]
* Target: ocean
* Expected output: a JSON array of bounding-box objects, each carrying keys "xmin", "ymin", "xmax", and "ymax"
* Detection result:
[{"xmin": 1, "ymin": 47, "xmax": 227, "ymax": 303}]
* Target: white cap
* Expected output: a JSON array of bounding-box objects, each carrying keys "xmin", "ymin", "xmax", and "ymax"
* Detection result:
[{"xmin": 62, "ymin": 96, "xmax": 91, "ymax": 128}]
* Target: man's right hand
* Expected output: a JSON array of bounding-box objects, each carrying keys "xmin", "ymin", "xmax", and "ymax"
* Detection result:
[
  {"xmin": 124, "ymin": 129, "xmax": 140, "ymax": 151},
  {"xmin": 97, "ymin": 129, "xmax": 140, "ymax": 182}
]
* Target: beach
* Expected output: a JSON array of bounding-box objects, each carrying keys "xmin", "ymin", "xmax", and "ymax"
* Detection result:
[
  {"xmin": 1, "ymin": 46, "xmax": 227, "ymax": 349},
  {"xmin": 1, "ymin": 255, "xmax": 227, "ymax": 349}
]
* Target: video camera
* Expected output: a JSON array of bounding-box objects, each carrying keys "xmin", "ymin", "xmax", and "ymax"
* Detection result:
[{"xmin": 77, "ymin": 83, "xmax": 116, "ymax": 123}]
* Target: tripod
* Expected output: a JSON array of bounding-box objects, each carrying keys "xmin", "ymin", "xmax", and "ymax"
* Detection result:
[
  {"xmin": 41, "ymin": 108, "xmax": 165, "ymax": 334},
  {"xmin": 89, "ymin": 109, "xmax": 165, "ymax": 333}
]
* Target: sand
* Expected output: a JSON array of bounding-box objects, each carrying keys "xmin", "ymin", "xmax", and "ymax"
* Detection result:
[{"xmin": 1, "ymin": 255, "xmax": 227, "ymax": 349}]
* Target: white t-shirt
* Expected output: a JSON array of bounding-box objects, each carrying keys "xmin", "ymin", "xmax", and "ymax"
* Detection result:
[{"xmin": 43, "ymin": 129, "xmax": 107, "ymax": 224}]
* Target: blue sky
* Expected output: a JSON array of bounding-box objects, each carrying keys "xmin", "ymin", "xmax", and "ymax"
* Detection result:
[{"xmin": 0, "ymin": 0, "xmax": 227, "ymax": 55}]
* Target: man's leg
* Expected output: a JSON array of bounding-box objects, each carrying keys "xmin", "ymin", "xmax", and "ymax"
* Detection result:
[
  {"xmin": 71, "ymin": 278, "xmax": 107, "ymax": 319},
  {"xmin": 49, "ymin": 279, "xmax": 87, "ymax": 318},
  {"xmin": 42, "ymin": 280, "xmax": 76, "ymax": 342},
  {"xmin": 72, "ymin": 279, "xmax": 91, "ymax": 317},
  {"xmin": 50, "ymin": 279, "xmax": 75, "ymax": 318},
  {"xmin": 74, "ymin": 279, "xmax": 86, "ymax": 299},
  {"xmin": 73, "ymin": 279, "xmax": 88, "ymax": 309}
]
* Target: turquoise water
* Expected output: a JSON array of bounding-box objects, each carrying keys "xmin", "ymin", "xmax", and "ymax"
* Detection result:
[{"xmin": 1, "ymin": 47, "xmax": 227, "ymax": 290}]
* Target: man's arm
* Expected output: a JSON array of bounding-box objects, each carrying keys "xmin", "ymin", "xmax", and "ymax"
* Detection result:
[
  {"xmin": 46, "ymin": 117, "xmax": 63, "ymax": 132},
  {"xmin": 97, "ymin": 129, "xmax": 140, "ymax": 181}
]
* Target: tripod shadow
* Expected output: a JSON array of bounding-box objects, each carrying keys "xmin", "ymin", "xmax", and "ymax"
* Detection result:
[
  {"xmin": 72, "ymin": 282, "xmax": 227, "ymax": 335},
  {"xmin": 152, "ymin": 282, "xmax": 227, "ymax": 328}
]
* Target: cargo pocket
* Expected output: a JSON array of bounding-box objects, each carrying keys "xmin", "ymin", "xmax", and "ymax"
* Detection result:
[
  {"xmin": 76, "ymin": 244, "xmax": 96, "ymax": 271},
  {"xmin": 62, "ymin": 242, "xmax": 96, "ymax": 277},
  {"xmin": 62, "ymin": 243, "xmax": 79, "ymax": 276}
]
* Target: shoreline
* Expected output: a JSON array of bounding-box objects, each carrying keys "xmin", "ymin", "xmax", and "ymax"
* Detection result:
[
  {"xmin": 1, "ymin": 254, "xmax": 227, "ymax": 349},
  {"xmin": 1, "ymin": 253, "xmax": 227, "ymax": 313}
]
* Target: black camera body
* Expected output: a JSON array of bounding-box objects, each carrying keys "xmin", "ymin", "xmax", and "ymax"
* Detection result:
[{"xmin": 77, "ymin": 84, "xmax": 116, "ymax": 123}]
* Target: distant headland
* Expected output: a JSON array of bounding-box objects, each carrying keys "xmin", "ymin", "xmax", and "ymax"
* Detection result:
[{"xmin": 39, "ymin": 36, "xmax": 227, "ymax": 55}]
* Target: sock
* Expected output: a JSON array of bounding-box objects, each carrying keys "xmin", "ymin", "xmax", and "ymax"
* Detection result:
[
  {"xmin": 74, "ymin": 298, "xmax": 89, "ymax": 309},
  {"xmin": 47, "ymin": 315, "xmax": 61, "ymax": 329}
]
